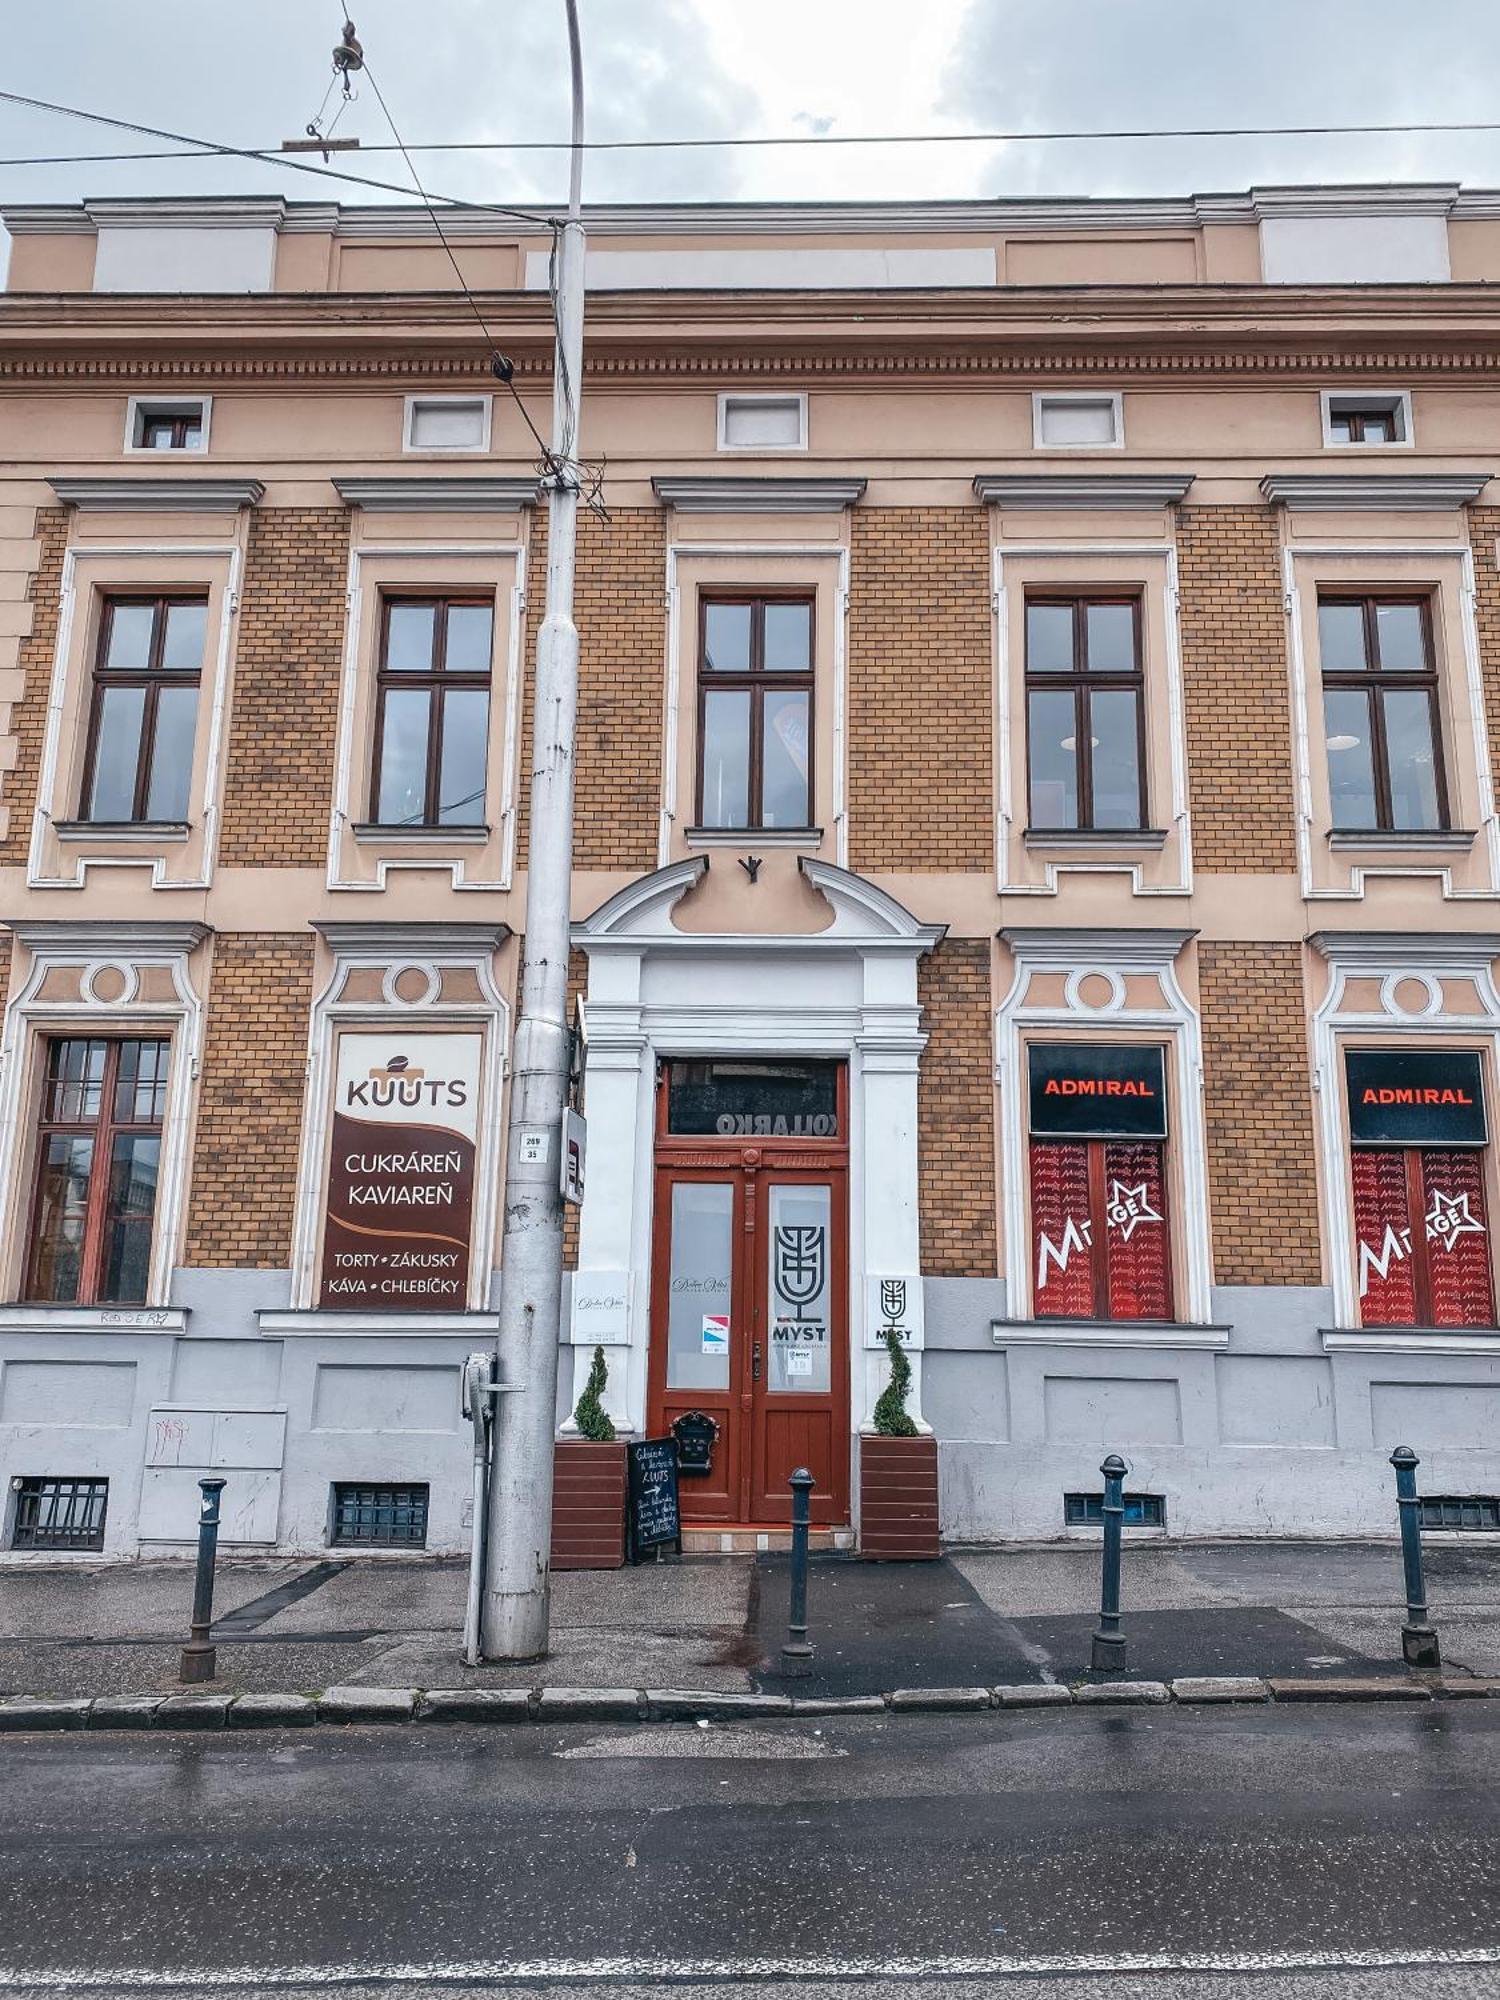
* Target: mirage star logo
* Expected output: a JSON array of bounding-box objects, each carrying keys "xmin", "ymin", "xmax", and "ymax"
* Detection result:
[
  {"xmin": 1425, "ymin": 1187, "xmax": 1486, "ymax": 1255},
  {"xmin": 1106, "ymin": 1179, "xmax": 1163, "ymax": 1241}
]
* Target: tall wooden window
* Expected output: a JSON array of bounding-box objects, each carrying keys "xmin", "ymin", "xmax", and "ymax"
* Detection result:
[
  {"xmin": 26, "ymin": 1037, "xmax": 170, "ymax": 1305},
  {"xmin": 696, "ymin": 595, "xmax": 814, "ymax": 831},
  {"xmin": 80, "ymin": 595, "xmax": 207, "ymax": 824},
  {"xmin": 1025, "ymin": 596, "xmax": 1146, "ymax": 831},
  {"xmin": 370, "ymin": 597, "xmax": 493, "ymax": 828},
  {"xmin": 1318, "ymin": 596, "xmax": 1447, "ymax": 832}
]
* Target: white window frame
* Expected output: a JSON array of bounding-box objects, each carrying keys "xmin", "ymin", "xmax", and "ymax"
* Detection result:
[
  {"xmin": 1320, "ymin": 390, "xmax": 1414, "ymax": 451},
  {"xmin": 1032, "ymin": 391, "xmax": 1124, "ymax": 452},
  {"xmin": 402, "ymin": 395, "xmax": 493, "ymax": 456},
  {"xmin": 716, "ymin": 393, "xmax": 808, "ymax": 454},
  {"xmin": 123, "ymin": 396, "xmax": 212, "ymax": 457}
]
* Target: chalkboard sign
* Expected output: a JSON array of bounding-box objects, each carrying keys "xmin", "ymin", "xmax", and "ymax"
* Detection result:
[{"xmin": 626, "ymin": 1438, "xmax": 682, "ymax": 1562}]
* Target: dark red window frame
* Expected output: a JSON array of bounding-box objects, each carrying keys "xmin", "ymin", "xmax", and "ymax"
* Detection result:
[
  {"xmin": 1030, "ymin": 1136, "xmax": 1173, "ymax": 1321},
  {"xmin": 369, "ymin": 594, "xmax": 494, "ymax": 828},
  {"xmin": 1318, "ymin": 593, "xmax": 1448, "ymax": 832},
  {"xmin": 695, "ymin": 592, "xmax": 815, "ymax": 832},
  {"xmin": 25, "ymin": 1037, "xmax": 171, "ymax": 1306},
  {"xmin": 78, "ymin": 594, "xmax": 206, "ymax": 825},
  {"xmin": 136, "ymin": 407, "xmax": 204, "ymax": 451},
  {"xmin": 1024, "ymin": 593, "xmax": 1148, "ymax": 833}
]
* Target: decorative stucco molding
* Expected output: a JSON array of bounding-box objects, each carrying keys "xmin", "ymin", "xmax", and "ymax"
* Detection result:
[
  {"xmin": 974, "ymin": 473, "xmax": 1195, "ymax": 509},
  {"xmin": 652, "ymin": 476, "xmax": 867, "ymax": 514},
  {"xmin": 1260, "ymin": 472, "xmax": 1491, "ymax": 510},
  {"xmin": 48, "ymin": 477, "xmax": 264, "ymax": 511},
  {"xmin": 332, "ymin": 477, "xmax": 540, "ymax": 511}
]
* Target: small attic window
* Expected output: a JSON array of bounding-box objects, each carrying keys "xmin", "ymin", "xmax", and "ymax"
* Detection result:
[
  {"xmin": 404, "ymin": 395, "xmax": 491, "ymax": 453},
  {"xmin": 718, "ymin": 394, "xmax": 807, "ymax": 452},
  {"xmin": 1322, "ymin": 391, "xmax": 1412, "ymax": 449},
  {"xmin": 126, "ymin": 397, "xmax": 210, "ymax": 454},
  {"xmin": 1033, "ymin": 393, "xmax": 1123, "ymax": 449}
]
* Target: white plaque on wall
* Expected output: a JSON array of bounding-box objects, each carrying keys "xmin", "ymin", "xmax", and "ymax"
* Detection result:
[
  {"xmin": 864, "ymin": 1274, "xmax": 923, "ymax": 1349},
  {"xmin": 571, "ymin": 1270, "xmax": 631, "ymax": 1345}
]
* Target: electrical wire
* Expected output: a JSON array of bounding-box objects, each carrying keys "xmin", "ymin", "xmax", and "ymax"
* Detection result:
[
  {"xmin": 0, "ymin": 87, "xmax": 561, "ymax": 227},
  {"xmin": 13, "ymin": 117, "xmax": 1500, "ymax": 167}
]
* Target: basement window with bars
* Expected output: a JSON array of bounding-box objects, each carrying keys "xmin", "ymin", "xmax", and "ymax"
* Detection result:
[
  {"xmin": 330, "ymin": 1482, "xmax": 429, "ymax": 1548},
  {"xmin": 10, "ymin": 1476, "xmax": 109, "ymax": 1552},
  {"xmin": 1418, "ymin": 1496, "xmax": 1500, "ymax": 1531},
  {"xmin": 1064, "ymin": 1491, "xmax": 1166, "ymax": 1528}
]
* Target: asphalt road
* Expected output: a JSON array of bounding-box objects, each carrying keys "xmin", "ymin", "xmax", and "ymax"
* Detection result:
[{"xmin": 1, "ymin": 1704, "xmax": 1499, "ymax": 1998}]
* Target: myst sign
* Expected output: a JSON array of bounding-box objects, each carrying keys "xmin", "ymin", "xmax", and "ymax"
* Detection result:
[
  {"xmin": 1346, "ymin": 1048, "xmax": 1487, "ymax": 1148},
  {"xmin": 1028, "ymin": 1043, "xmax": 1168, "ymax": 1140}
]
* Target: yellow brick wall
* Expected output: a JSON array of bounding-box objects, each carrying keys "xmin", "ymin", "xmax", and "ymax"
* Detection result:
[
  {"xmin": 184, "ymin": 935, "xmax": 315, "ymax": 1267},
  {"xmin": 1178, "ymin": 506, "xmax": 1298, "ymax": 872},
  {"xmin": 848, "ymin": 508, "xmax": 992, "ymax": 871},
  {"xmin": 518, "ymin": 506, "xmax": 663, "ymax": 871},
  {"xmin": 1468, "ymin": 506, "xmax": 1500, "ymax": 770},
  {"xmin": 918, "ymin": 940, "xmax": 998, "ymax": 1274},
  {"xmin": 1198, "ymin": 942, "xmax": 1321, "ymax": 1286},
  {"xmin": 219, "ymin": 509, "xmax": 351, "ymax": 867},
  {"xmin": 0, "ymin": 506, "xmax": 69, "ymax": 864}
]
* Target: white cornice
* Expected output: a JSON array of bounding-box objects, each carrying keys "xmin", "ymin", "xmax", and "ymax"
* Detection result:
[
  {"xmin": 800, "ymin": 859, "xmax": 946, "ymax": 949},
  {"xmin": 333, "ymin": 476, "xmax": 540, "ymax": 511},
  {"xmin": 1308, "ymin": 929, "xmax": 1500, "ymax": 971},
  {"xmin": 1247, "ymin": 183, "xmax": 1460, "ymax": 219},
  {"xmin": 974, "ymin": 473, "xmax": 1194, "ymax": 509},
  {"xmin": 49, "ymin": 477, "xmax": 264, "ymax": 511},
  {"xmin": 85, "ymin": 198, "xmax": 290, "ymax": 230},
  {"xmin": 999, "ymin": 926, "xmax": 1197, "ymax": 968},
  {"xmin": 311, "ymin": 922, "xmax": 512, "ymax": 954},
  {"xmin": 5, "ymin": 920, "xmax": 212, "ymax": 954},
  {"xmin": 652, "ymin": 475, "xmax": 866, "ymax": 514},
  {"xmin": 1260, "ymin": 472, "xmax": 1491, "ymax": 510}
]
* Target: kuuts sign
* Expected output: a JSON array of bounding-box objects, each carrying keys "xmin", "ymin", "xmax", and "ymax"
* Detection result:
[{"xmin": 319, "ymin": 1031, "xmax": 483, "ymax": 1310}]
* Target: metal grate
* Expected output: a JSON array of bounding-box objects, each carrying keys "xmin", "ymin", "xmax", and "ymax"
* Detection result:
[
  {"xmin": 1064, "ymin": 1491, "xmax": 1166, "ymax": 1529},
  {"xmin": 1418, "ymin": 1495, "xmax": 1500, "ymax": 1531},
  {"xmin": 330, "ymin": 1482, "xmax": 429, "ymax": 1548},
  {"xmin": 10, "ymin": 1476, "xmax": 108, "ymax": 1552}
]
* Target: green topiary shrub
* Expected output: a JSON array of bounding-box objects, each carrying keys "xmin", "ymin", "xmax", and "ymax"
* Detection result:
[
  {"xmin": 872, "ymin": 1325, "xmax": 918, "ymax": 1437},
  {"xmin": 572, "ymin": 1343, "xmax": 616, "ymax": 1442}
]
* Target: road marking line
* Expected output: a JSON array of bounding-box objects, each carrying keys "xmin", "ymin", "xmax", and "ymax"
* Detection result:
[{"xmin": 6, "ymin": 1945, "xmax": 1500, "ymax": 1987}]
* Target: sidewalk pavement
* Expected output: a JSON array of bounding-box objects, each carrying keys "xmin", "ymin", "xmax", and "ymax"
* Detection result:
[{"xmin": 2, "ymin": 1539, "xmax": 1499, "ymax": 1703}]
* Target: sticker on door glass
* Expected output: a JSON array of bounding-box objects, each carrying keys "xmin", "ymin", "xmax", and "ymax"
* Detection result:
[
  {"xmin": 769, "ymin": 1188, "xmax": 833, "ymax": 1393},
  {"xmin": 701, "ymin": 1314, "xmax": 730, "ymax": 1355}
]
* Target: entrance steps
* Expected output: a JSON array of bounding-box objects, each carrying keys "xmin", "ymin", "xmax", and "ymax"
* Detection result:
[{"xmin": 681, "ymin": 1526, "xmax": 855, "ymax": 1555}]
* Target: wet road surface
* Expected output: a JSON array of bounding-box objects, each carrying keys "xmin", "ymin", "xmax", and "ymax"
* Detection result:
[{"xmin": 1, "ymin": 1702, "xmax": 1498, "ymax": 1996}]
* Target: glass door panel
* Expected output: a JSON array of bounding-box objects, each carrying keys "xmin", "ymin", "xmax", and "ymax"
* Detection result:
[
  {"xmin": 665, "ymin": 1181, "xmax": 735, "ymax": 1391},
  {"xmin": 766, "ymin": 1182, "xmax": 832, "ymax": 1393}
]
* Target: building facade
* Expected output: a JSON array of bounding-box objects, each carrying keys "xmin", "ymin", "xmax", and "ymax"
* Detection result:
[{"xmin": 3, "ymin": 184, "xmax": 1500, "ymax": 1558}]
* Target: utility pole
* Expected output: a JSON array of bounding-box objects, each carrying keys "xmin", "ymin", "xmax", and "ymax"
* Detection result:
[{"xmin": 480, "ymin": 0, "xmax": 587, "ymax": 1661}]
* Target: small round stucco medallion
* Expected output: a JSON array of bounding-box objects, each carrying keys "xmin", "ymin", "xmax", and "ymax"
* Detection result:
[
  {"xmin": 1381, "ymin": 971, "xmax": 1443, "ymax": 1021},
  {"xmin": 1065, "ymin": 967, "xmax": 1127, "ymax": 1016},
  {"xmin": 383, "ymin": 961, "xmax": 441, "ymax": 1008},
  {"xmin": 81, "ymin": 960, "xmax": 138, "ymax": 1007}
]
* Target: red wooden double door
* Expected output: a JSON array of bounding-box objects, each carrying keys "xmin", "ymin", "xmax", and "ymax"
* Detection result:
[{"xmin": 647, "ymin": 1064, "xmax": 849, "ymax": 1527}]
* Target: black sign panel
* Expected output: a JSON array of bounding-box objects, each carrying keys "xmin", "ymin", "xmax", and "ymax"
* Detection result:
[
  {"xmin": 1346, "ymin": 1048, "xmax": 1487, "ymax": 1147},
  {"xmin": 1029, "ymin": 1043, "xmax": 1168, "ymax": 1140},
  {"xmin": 626, "ymin": 1438, "xmax": 682, "ymax": 1561},
  {"xmin": 666, "ymin": 1059, "xmax": 840, "ymax": 1139}
]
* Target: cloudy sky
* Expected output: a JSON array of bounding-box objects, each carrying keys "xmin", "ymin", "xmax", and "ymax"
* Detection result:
[{"xmin": 6, "ymin": 0, "xmax": 1500, "ymax": 221}]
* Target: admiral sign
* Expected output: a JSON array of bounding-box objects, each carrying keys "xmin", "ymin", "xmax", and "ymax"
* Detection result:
[
  {"xmin": 1345, "ymin": 1048, "xmax": 1487, "ymax": 1148},
  {"xmin": 1028, "ymin": 1043, "xmax": 1168, "ymax": 1140},
  {"xmin": 319, "ymin": 1031, "xmax": 482, "ymax": 1310}
]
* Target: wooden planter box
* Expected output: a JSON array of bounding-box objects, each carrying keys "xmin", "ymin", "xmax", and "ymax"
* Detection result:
[
  {"xmin": 858, "ymin": 1433, "xmax": 941, "ymax": 1560},
  {"xmin": 550, "ymin": 1439, "xmax": 627, "ymax": 1570}
]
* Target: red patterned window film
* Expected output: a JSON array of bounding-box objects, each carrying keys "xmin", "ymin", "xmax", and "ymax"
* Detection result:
[
  {"xmin": 1352, "ymin": 1145, "xmax": 1494, "ymax": 1328},
  {"xmin": 1030, "ymin": 1138, "xmax": 1172, "ymax": 1321}
]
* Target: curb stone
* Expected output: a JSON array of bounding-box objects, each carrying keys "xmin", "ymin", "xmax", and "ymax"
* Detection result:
[
  {"xmin": 228, "ymin": 1693, "xmax": 317, "ymax": 1729},
  {"xmin": 1074, "ymin": 1680, "xmax": 1171, "ymax": 1705},
  {"xmin": 1266, "ymin": 1676, "xmax": 1430, "ymax": 1702},
  {"xmin": 1171, "ymin": 1676, "xmax": 1270, "ymax": 1704},
  {"xmin": 0, "ymin": 1675, "xmax": 1481, "ymax": 1734},
  {"xmin": 318, "ymin": 1686, "xmax": 417, "ymax": 1724}
]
